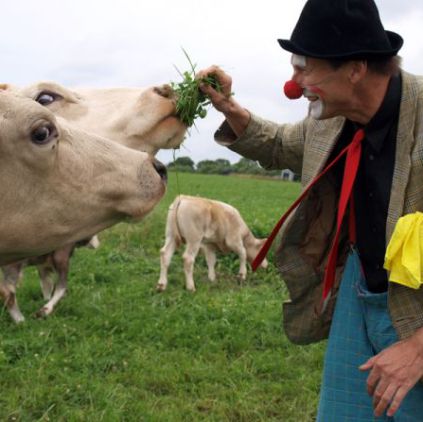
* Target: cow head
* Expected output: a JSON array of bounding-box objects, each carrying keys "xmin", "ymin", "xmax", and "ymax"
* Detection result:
[
  {"xmin": 0, "ymin": 91, "xmax": 167, "ymax": 264},
  {"xmin": 8, "ymin": 82, "xmax": 187, "ymax": 155}
]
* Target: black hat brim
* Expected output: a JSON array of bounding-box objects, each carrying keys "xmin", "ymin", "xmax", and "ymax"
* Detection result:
[{"xmin": 278, "ymin": 30, "xmax": 403, "ymax": 60}]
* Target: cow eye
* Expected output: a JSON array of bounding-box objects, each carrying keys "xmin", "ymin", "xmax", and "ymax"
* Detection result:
[
  {"xmin": 35, "ymin": 91, "xmax": 61, "ymax": 106},
  {"xmin": 31, "ymin": 123, "xmax": 57, "ymax": 145}
]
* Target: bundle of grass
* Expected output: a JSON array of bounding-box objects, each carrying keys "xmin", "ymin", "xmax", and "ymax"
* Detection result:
[{"xmin": 171, "ymin": 50, "xmax": 222, "ymax": 127}]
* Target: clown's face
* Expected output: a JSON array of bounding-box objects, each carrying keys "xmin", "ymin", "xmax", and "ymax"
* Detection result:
[{"xmin": 291, "ymin": 54, "xmax": 354, "ymax": 120}]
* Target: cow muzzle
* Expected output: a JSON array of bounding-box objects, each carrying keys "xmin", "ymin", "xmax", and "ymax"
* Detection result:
[{"xmin": 152, "ymin": 158, "xmax": 167, "ymax": 182}]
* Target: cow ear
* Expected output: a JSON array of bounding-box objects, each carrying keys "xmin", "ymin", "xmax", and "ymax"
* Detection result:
[{"xmin": 0, "ymin": 84, "xmax": 10, "ymax": 91}]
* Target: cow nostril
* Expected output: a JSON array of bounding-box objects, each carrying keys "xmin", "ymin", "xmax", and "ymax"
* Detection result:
[
  {"xmin": 153, "ymin": 84, "xmax": 174, "ymax": 99},
  {"xmin": 153, "ymin": 159, "xmax": 167, "ymax": 181}
]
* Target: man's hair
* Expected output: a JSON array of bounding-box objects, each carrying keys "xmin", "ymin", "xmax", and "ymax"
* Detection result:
[{"xmin": 327, "ymin": 56, "xmax": 402, "ymax": 76}]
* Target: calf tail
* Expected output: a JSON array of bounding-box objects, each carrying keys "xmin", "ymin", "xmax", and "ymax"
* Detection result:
[{"xmin": 166, "ymin": 196, "xmax": 183, "ymax": 247}]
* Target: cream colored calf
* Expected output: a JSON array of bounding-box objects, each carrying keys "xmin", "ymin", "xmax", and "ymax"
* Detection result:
[{"xmin": 157, "ymin": 195, "xmax": 268, "ymax": 292}]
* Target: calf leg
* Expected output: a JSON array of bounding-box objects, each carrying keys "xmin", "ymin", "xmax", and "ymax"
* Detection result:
[
  {"xmin": 183, "ymin": 240, "xmax": 201, "ymax": 292},
  {"xmin": 201, "ymin": 245, "xmax": 217, "ymax": 282},
  {"xmin": 1, "ymin": 262, "xmax": 26, "ymax": 323},
  {"xmin": 230, "ymin": 242, "xmax": 248, "ymax": 280},
  {"xmin": 156, "ymin": 238, "xmax": 177, "ymax": 291}
]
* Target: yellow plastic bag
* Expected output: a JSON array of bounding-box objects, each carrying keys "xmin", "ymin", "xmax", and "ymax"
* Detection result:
[{"xmin": 384, "ymin": 212, "xmax": 423, "ymax": 289}]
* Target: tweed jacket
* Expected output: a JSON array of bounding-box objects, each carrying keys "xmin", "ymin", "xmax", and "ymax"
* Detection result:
[{"xmin": 216, "ymin": 70, "xmax": 423, "ymax": 345}]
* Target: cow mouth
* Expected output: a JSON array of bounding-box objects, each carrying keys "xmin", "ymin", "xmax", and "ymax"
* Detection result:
[
  {"xmin": 160, "ymin": 113, "xmax": 187, "ymax": 128},
  {"xmin": 152, "ymin": 158, "xmax": 168, "ymax": 183},
  {"xmin": 122, "ymin": 181, "xmax": 166, "ymax": 222},
  {"xmin": 157, "ymin": 114, "xmax": 187, "ymax": 147}
]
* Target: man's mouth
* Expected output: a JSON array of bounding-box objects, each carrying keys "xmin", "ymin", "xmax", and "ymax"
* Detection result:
[
  {"xmin": 306, "ymin": 95, "xmax": 319, "ymax": 102},
  {"xmin": 303, "ymin": 87, "xmax": 322, "ymax": 102},
  {"xmin": 303, "ymin": 88, "xmax": 320, "ymax": 102}
]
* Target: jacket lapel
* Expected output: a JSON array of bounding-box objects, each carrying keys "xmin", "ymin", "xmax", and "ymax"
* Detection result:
[
  {"xmin": 386, "ymin": 70, "xmax": 418, "ymax": 241},
  {"xmin": 302, "ymin": 117, "xmax": 345, "ymax": 186}
]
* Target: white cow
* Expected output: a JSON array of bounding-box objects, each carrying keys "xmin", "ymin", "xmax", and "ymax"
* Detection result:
[
  {"xmin": 0, "ymin": 91, "xmax": 167, "ymax": 262},
  {"xmin": 157, "ymin": 195, "xmax": 268, "ymax": 292},
  {"xmin": 0, "ymin": 91, "xmax": 169, "ymax": 319},
  {"xmin": 0, "ymin": 81, "xmax": 187, "ymax": 322}
]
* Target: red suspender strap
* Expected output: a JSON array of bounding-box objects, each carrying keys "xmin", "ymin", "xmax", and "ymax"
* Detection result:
[
  {"xmin": 320, "ymin": 129, "xmax": 364, "ymax": 309},
  {"xmin": 252, "ymin": 129, "xmax": 365, "ymax": 307}
]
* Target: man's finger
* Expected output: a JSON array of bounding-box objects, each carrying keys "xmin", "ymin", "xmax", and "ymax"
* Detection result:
[
  {"xmin": 374, "ymin": 383, "xmax": 398, "ymax": 418},
  {"xmin": 387, "ymin": 385, "xmax": 410, "ymax": 417},
  {"xmin": 366, "ymin": 368, "xmax": 381, "ymax": 396},
  {"xmin": 359, "ymin": 356, "xmax": 375, "ymax": 371}
]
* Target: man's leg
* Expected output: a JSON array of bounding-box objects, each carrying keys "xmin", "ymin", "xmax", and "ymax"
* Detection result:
[
  {"xmin": 360, "ymin": 279, "xmax": 423, "ymax": 421},
  {"xmin": 317, "ymin": 249, "xmax": 390, "ymax": 421}
]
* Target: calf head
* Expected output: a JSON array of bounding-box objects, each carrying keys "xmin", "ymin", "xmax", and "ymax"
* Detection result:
[{"xmin": 246, "ymin": 237, "xmax": 269, "ymax": 269}]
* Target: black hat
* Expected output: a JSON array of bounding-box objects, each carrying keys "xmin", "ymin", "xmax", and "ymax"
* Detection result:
[{"xmin": 278, "ymin": 0, "xmax": 403, "ymax": 59}]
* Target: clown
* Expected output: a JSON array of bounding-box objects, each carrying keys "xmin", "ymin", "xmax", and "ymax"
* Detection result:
[{"xmin": 199, "ymin": 0, "xmax": 423, "ymax": 420}]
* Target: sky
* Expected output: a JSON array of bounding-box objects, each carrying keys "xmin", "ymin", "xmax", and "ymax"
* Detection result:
[{"xmin": 2, "ymin": 0, "xmax": 423, "ymax": 165}]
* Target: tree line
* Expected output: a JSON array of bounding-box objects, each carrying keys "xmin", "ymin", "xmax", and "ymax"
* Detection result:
[{"xmin": 167, "ymin": 156, "xmax": 299, "ymax": 180}]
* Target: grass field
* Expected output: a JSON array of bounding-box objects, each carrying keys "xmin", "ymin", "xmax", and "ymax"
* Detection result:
[{"xmin": 0, "ymin": 172, "xmax": 325, "ymax": 421}]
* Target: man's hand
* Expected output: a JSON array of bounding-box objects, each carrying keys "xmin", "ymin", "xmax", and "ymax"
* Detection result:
[
  {"xmin": 359, "ymin": 327, "xmax": 423, "ymax": 417},
  {"xmin": 197, "ymin": 65, "xmax": 250, "ymax": 137},
  {"xmin": 197, "ymin": 65, "xmax": 233, "ymax": 113}
]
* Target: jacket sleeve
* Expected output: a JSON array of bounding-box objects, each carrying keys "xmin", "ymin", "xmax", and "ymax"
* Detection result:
[{"xmin": 214, "ymin": 113, "xmax": 309, "ymax": 174}]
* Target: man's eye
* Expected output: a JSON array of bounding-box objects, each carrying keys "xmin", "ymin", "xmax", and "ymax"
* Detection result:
[{"xmin": 35, "ymin": 91, "xmax": 61, "ymax": 106}]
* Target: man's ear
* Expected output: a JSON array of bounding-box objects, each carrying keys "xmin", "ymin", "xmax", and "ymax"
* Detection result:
[{"xmin": 349, "ymin": 60, "xmax": 367, "ymax": 84}]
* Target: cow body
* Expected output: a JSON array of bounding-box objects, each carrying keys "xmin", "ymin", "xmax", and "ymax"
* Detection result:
[
  {"xmin": 0, "ymin": 81, "xmax": 187, "ymax": 322},
  {"xmin": 157, "ymin": 195, "xmax": 268, "ymax": 292}
]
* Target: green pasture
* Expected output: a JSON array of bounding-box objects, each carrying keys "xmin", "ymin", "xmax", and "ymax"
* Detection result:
[{"xmin": 0, "ymin": 172, "xmax": 325, "ymax": 421}]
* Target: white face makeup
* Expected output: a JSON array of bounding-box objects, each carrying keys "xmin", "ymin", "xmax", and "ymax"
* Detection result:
[
  {"xmin": 291, "ymin": 54, "xmax": 307, "ymax": 69},
  {"xmin": 307, "ymin": 95, "xmax": 324, "ymax": 119},
  {"xmin": 291, "ymin": 54, "xmax": 325, "ymax": 119}
]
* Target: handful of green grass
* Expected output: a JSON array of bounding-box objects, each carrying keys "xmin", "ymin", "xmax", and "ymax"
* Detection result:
[{"xmin": 171, "ymin": 50, "xmax": 222, "ymax": 127}]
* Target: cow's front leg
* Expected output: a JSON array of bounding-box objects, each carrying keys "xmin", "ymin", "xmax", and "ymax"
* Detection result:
[
  {"xmin": 37, "ymin": 257, "xmax": 56, "ymax": 300},
  {"xmin": 1, "ymin": 263, "xmax": 25, "ymax": 323},
  {"xmin": 36, "ymin": 271, "xmax": 67, "ymax": 318},
  {"xmin": 0, "ymin": 280, "xmax": 25, "ymax": 323},
  {"xmin": 201, "ymin": 244, "xmax": 217, "ymax": 282},
  {"xmin": 35, "ymin": 245, "xmax": 72, "ymax": 318},
  {"xmin": 157, "ymin": 238, "xmax": 177, "ymax": 292},
  {"xmin": 183, "ymin": 240, "xmax": 201, "ymax": 292}
]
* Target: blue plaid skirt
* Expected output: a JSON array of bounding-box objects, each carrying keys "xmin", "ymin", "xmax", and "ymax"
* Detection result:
[{"xmin": 317, "ymin": 249, "xmax": 423, "ymax": 421}]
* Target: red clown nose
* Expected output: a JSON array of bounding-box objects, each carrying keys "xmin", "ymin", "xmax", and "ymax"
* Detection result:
[{"xmin": 284, "ymin": 80, "xmax": 303, "ymax": 99}]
